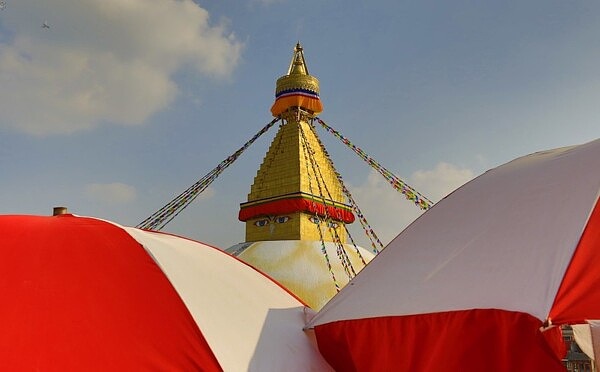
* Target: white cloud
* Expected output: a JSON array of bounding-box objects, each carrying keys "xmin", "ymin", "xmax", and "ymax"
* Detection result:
[
  {"xmin": 347, "ymin": 162, "xmax": 475, "ymax": 246},
  {"xmin": 85, "ymin": 182, "xmax": 137, "ymax": 204},
  {"xmin": 0, "ymin": 0, "xmax": 243, "ymax": 135},
  {"xmin": 410, "ymin": 162, "xmax": 475, "ymax": 202}
]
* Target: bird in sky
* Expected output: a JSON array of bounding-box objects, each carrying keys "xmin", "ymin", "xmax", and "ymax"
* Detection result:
[{"xmin": 42, "ymin": 21, "xmax": 50, "ymax": 29}]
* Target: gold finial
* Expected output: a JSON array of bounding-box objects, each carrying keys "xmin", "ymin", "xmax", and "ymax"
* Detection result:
[
  {"xmin": 274, "ymin": 43, "xmax": 320, "ymax": 96},
  {"xmin": 271, "ymin": 42, "xmax": 323, "ymax": 116},
  {"xmin": 288, "ymin": 42, "xmax": 308, "ymax": 75}
]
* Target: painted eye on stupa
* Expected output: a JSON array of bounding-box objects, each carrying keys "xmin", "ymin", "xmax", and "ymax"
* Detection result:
[
  {"xmin": 274, "ymin": 216, "xmax": 290, "ymax": 224},
  {"xmin": 254, "ymin": 218, "xmax": 270, "ymax": 227},
  {"xmin": 309, "ymin": 216, "xmax": 321, "ymax": 224},
  {"xmin": 328, "ymin": 221, "xmax": 339, "ymax": 228}
]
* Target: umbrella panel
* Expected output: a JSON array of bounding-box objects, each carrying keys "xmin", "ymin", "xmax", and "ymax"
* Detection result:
[{"xmin": 0, "ymin": 215, "xmax": 221, "ymax": 371}]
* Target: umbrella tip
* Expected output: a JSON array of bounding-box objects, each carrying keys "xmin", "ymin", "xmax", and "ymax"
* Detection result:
[{"xmin": 52, "ymin": 206, "xmax": 68, "ymax": 216}]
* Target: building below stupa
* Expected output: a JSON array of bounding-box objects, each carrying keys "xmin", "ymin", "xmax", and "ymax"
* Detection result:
[{"xmin": 226, "ymin": 43, "xmax": 374, "ymax": 310}]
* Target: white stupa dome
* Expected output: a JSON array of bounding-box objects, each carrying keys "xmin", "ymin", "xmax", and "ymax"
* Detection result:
[{"xmin": 227, "ymin": 240, "xmax": 375, "ymax": 310}]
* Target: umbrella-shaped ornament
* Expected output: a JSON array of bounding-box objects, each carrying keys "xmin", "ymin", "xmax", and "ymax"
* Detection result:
[
  {"xmin": 0, "ymin": 214, "xmax": 332, "ymax": 371},
  {"xmin": 307, "ymin": 138, "xmax": 600, "ymax": 371}
]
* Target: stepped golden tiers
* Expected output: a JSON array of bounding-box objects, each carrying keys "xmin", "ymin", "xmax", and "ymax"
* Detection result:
[
  {"xmin": 229, "ymin": 43, "xmax": 373, "ymax": 310},
  {"xmin": 239, "ymin": 42, "xmax": 352, "ymax": 243}
]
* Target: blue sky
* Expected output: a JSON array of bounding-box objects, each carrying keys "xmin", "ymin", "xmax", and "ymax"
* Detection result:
[{"xmin": 1, "ymin": 0, "xmax": 598, "ymax": 248}]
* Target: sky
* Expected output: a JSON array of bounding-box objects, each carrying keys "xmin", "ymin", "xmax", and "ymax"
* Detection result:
[{"xmin": 1, "ymin": 0, "xmax": 599, "ymax": 249}]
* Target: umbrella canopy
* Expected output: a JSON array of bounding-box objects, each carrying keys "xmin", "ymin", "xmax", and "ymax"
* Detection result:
[
  {"xmin": 0, "ymin": 214, "xmax": 331, "ymax": 371},
  {"xmin": 307, "ymin": 138, "xmax": 600, "ymax": 371},
  {"xmin": 572, "ymin": 321, "xmax": 600, "ymax": 361}
]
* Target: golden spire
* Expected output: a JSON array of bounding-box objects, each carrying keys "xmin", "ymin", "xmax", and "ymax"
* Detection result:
[
  {"xmin": 231, "ymin": 43, "xmax": 370, "ymax": 311},
  {"xmin": 271, "ymin": 43, "xmax": 323, "ymax": 117},
  {"xmin": 287, "ymin": 42, "xmax": 308, "ymax": 75},
  {"xmin": 242, "ymin": 43, "xmax": 352, "ymax": 242}
]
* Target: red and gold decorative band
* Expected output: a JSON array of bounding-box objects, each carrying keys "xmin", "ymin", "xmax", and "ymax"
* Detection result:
[{"xmin": 239, "ymin": 196, "xmax": 354, "ymax": 223}]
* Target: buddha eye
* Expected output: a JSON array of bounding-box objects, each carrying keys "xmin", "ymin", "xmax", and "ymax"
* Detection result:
[
  {"xmin": 309, "ymin": 216, "xmax": 321, "ymax": 224},
  {"xmin": 328, "ymin": 221, "xmax": 339, "ymax": 228},
  {"xmin": 275, "ymin": 216, "xmax": 290, "ymax": 224},
  {"xmin": 254, "ymin": 219, "xmax": 270, "ymax": 227}
]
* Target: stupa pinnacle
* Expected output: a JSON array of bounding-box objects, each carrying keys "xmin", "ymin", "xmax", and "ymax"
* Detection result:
[
  {"xmin": 229, "ymin": 43, "xmax": 373, "ymax": 310},
  {"xmin": 139, "ymin": 43, "xmax": 428, "ymax": 309},
  {"xmin": 270, "ymin": 42, "xmax": 323, "ymax": 117},
  {"xmin": 239, "ymin": 43, "xmax": 354, "ymax": 243}
]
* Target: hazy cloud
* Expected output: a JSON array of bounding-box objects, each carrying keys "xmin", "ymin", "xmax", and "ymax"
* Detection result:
[
  {"xmin": 0, "ymin": 0, "xmax": 243, "ymax": 135},
  {"xmin": 348, "ymin": 162, "xmax": 475, "ymax": 246},
  {"xmin": 410, "ymin": 162, "xmax": 475, "ymax": 202},
  {"xmin": 85, "ymin": 182, "xmax": 137, "ymax": 204}
]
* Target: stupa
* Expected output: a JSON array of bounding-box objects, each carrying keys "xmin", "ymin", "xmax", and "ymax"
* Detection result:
[{"xmin": 226, "ymin": 43, "xmax": 374, "ymax": 310}]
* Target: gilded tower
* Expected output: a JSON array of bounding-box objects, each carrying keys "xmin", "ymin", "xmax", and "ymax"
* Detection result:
[
  {"xmin": 239, "ymin": 43, "xmax": 354, "ymax": 243},
  {"xmin": 229, "ymin": 44, "xmax": 372, "ymax": 310}
]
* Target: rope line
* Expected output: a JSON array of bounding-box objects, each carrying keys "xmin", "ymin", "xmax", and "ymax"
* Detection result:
[
  {"xmin": 299, "ymin": 121, "xmax": 355, "ymax": 280},
  {"xmin": 309, "ymin": 119, "xmax": 384, "ymax": 255},
  {"xmin": 137, "ymin": 117, "xmax": 280, "ymax": 231},
  {"xmin": 297, "ymin": 119, "xmax": 342, "ymax": 290},
  {"xmin": 299, "ymin": 118, "xmax": 370, "ymax": 280},
  {"xmin": 316, "ymin": 117, "xmax": 433, "ymax": 210}
]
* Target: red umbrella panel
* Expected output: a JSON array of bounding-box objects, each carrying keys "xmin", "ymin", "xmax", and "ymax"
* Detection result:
[
  {"xmin": 307, "ymin": 138, "xmax": 600, "ymax": 371},
  {"xmin": 0, "ymin": 214, "xmax": 332, "ymax": 371}
]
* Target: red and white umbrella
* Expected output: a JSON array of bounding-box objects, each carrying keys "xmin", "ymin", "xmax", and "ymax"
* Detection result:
[
  {"xmin": 307, "ymin": 138, "xmax": 600, "ymax": 371},
  {"xmin": 0, "ymin": 214, "xmax": 332, "ymax": 371}
]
